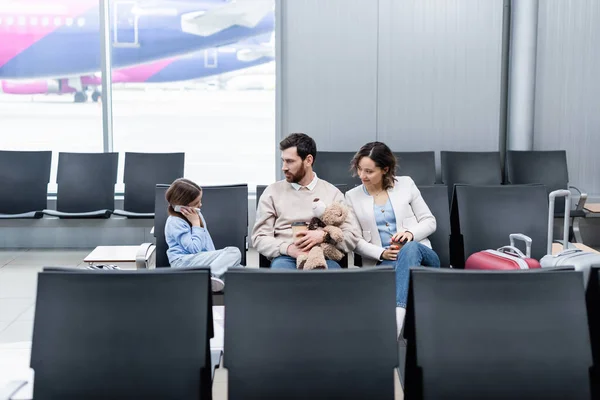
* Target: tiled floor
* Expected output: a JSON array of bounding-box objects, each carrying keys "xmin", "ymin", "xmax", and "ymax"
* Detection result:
[{"xmin": 0, "ymin": 249, "xmax": 404, "ymax": 399}]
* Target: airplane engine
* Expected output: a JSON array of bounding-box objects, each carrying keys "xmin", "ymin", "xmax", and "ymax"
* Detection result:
[{"xmin": 0, "ymin": 80, "xmax": 60, "ymax": 95}]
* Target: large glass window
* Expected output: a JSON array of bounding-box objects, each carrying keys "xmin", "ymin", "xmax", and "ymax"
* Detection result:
[
  {"xmin": 0, "ymin": 2, "xmax": 103, "ymax": 192},
  {"xmin": 108, "ymin": 0, "xmax": 276, "ymax": 191}
]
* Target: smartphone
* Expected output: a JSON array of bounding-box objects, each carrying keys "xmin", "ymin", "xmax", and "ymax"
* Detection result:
[{"xmin": 173, "ymin": 205, "xmax": 200, "ymax": 213}]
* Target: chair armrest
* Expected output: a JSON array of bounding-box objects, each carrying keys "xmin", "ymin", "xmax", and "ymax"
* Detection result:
[
  {"xmin": 569, "ymin": 186, "xmax": 588, "ymax": 211},
  {"xmin": 0, "ymin": 380, "xmax": 27, "ymax": 400}
]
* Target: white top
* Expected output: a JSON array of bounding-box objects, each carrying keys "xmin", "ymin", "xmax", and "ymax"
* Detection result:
[{"xmin": 345, "ymin": 176, "xmax": 437, "ymax": 267}]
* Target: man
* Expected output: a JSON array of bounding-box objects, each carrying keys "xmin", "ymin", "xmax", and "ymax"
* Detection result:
[{"xmin": 252, "ymin": 133, "xmax": 361, "ymax": 269}]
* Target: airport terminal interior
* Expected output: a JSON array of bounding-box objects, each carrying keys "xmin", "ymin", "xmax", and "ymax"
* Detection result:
[{"xmin": 1, "ymin": 0, "xmax": 600, "ymax": 399}]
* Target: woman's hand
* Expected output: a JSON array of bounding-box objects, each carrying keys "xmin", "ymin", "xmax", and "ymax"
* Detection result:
[
  {"xmin": 391, "ymin": 231, "xmax": 413, "ymax": 244},
  {"xmin": 381, "ymin": 246, "xmax": 400, "ymax": 261},
  {"xmin": 180, "ymin": 206, "xmax": 202, "ymax": 227}
]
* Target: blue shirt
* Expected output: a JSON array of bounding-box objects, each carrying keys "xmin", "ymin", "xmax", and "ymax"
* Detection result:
[
  {"xmin": 363, "ymin": 186, "xmax": 397, "ymax": 248},
  {"xmin": 164, "ymin": 211, "xmax": 215, "ymax": 264}
]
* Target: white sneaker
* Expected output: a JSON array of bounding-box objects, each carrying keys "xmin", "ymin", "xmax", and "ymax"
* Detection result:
[
  {"xmin": 396, "ymin": 307, "xmax": 406, "ymax": 338},
  {"xmin": 211, "ymin": 276, "xmax": 225, "ymax": 293}
]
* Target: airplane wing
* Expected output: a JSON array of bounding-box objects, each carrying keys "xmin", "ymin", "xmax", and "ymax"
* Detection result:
[{"xmin": 181, "ymin": 0, "xmax": 273, "ymax": 37}]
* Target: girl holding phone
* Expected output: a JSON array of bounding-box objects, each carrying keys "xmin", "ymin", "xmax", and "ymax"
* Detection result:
[{"xmin": 164, "ymin": 178, "xmax": 242, "ymax": 291}]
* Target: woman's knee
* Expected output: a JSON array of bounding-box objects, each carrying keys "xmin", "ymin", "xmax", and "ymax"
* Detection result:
[{"xmin": 399, "ymin": 241, "xmax": 419, "ymax": 254}]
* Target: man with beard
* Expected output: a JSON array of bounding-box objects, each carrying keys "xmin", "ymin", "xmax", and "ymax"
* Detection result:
[{"xmin": 252, "ymin": 133, "xmax": 361, "ymax": 269}]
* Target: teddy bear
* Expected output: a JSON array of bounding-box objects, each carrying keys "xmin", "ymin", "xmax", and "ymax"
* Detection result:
[{"xmin": 296, "ymin": 198, "xmax": 348, "ymax": 270}]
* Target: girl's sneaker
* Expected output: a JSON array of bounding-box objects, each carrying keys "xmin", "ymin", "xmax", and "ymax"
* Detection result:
[{"xmin": 211, "ymin": 276, "xmax": 225, "ymax": 293}]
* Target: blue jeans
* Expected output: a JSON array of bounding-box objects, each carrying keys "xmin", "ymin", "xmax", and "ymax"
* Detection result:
[
  {"xmin": 380, "ymin": 241, "xmax": 440, "ymax": 307},
  {"xmin": 271, "ymin": 255, "xmax": 342, "ymax": 270}
]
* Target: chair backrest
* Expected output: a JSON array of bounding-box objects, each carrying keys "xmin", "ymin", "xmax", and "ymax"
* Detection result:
[
  {"xmin": 418, "ymin": 185, "xmax": 451, "ymax": 267},
  {"xmin": 506, "ymin": 150, "xmax": 569, "ymax": 214},
  {"xmin": 56, "ymin": 152, "xmax": 118, "ymax": 213},
  {"xmin": 224, "ymin": 267, "xmax": 398, "ymax": 399},
  {"xmin": 123, "ymin": 152, "xmax": 184, "ymax": 213},
  {"xmin": 441, "ymin": 151, "xmax": 503, "ymax": 204},
  {"xmin": 0, "ymin": 150, "xmax": 51, "ymax": 214},
  {"xmin": 452, "ymin": 184, "xmax": 549, "ymax": 265},
  {"xmin": 313, "ymin": 151, "xmax": 360, "ymax": 189},
  {"xmin": 31, "ymin": 268, "xmax": 213, "ymax": 400},
  {"xmin": 201, "ymin": 184, "xmax": 248, "ymax": 266},
  {"xmin": 586, "ymin": 266, "xmax": 600, "ymax": 372},
  {"xmin": 154, "ymin": 184, "xmax": 248, "ymax": 267},
  {"xmin": 154, "ymin": 184, "xmax": 171, "ymax": 267},
  {"xmin": 394, "ymin": 151, "xmax": 437, "ymax": 186},
  {"xmin": 404, "ymin": 268, "xmax": 592, "ymax": 399}
]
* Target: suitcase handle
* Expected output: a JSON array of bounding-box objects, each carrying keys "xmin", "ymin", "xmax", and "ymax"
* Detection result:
[
  {"xmin": 509, "ymin": 233, "xmax": 532, "ymax": 258},
  {"xmin": 497, "ymin": 245, "xmax": 527, "ymax": 259},
  {"xmin": 547, "ymin": 190, "xmax": 572, "ymax": 255}
]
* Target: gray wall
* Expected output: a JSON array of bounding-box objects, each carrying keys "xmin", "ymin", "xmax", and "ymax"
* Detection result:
[
  {"xmin": 534, "ymin": 0, "xmax": 600, "ymax": 196},
  {"xmin": 377, "ymin": 0, "xmax": 504, "ymax": 153},
  {"xmin": 278, "ymin": 0, "xmax": 505, "ymax": 156},
  {"xmin": 279, "ymin": 0, "xmax": 379, "ymax": 152}
]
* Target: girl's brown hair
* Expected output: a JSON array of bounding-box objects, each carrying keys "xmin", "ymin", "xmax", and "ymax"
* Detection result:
[
  {"xmin": 165, "ymin": 178, "xmax": 202, "ymax": 222},
  {"xmin": 350, "ymin": 142, "xmax": 397, "ymax": 190}
]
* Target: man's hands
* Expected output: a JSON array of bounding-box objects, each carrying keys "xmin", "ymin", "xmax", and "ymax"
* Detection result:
[
  {"xmin": 295, "ymin": 230, "xmax": 326, "ymax": 252},
  {"xmin": 286, "ymin": 244, "xmax": 305, "ymax": 259}
]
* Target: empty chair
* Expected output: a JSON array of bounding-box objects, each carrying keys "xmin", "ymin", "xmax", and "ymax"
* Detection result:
[
  {"xmin": 31, "ymin": 268, "xmax": 214, "ymax": 399},
  {"xmin": 451, "ymin": 184, "xmax": 548, "ymax": 267},
  {"xmin": 224, "ymin": 267, "xmax": 398, "ymax": 399},
  {"xmin": 441, "ymin": 151, "xmax": 503, "ymax": 204},
  {"xmin": 113, "ymin": 152, "xmax": 184, "ymax": 218},
  {"xmin": 154, "ymin": 183, "xmax": 248, "ymax": 267},
  {"xmin": 506, "ymin": 150, "xmax": 587, "ymax": 242},
  {"xmin": 0, "ymin": 150, "xmax": 51, "ymax": 218},
  {"xmin": 404, "ymin": 267, "xmax": 592, "ymax": 399},
  {"xmin": 586, "ymin": 265, "xmax": 600, "ymax": 399},
  {"xmin": 419, "ymin": 185, "xmax": 451, "ymax": 267},
  {"xmin": 255, "ymin": 183, "xmax": 349, "ymax": 268},
  {"xmin": 313, "ymin": 151, "xmax": 360, "ymax": 189},
  {"xmin": 394, "ymin": 151, "xmax": 437, "ymax": 186},
  {"xmin": 43, "ymin": 152, "xmax": 118, "ymax": 218}
]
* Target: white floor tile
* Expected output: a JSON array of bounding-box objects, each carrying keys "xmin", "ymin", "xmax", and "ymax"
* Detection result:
[{"xmin": 0, "ymin": 321, "xmax": 33, "ymax": 343}]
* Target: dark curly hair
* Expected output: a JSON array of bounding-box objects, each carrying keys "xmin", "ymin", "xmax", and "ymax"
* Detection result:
[{"xmin": 350, "ymin": 142, "xmax": 397, "ymax": 190}]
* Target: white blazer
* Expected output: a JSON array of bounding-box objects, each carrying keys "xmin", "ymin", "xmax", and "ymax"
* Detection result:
[{"xmin": 345, "ymin": 176, "xmax": 436, "ymax": 267}]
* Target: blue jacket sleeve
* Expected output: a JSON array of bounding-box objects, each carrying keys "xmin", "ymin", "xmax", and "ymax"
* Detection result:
[{"xmin": 169, "ymin": 217, "xmax": 212, "ymax": 253}]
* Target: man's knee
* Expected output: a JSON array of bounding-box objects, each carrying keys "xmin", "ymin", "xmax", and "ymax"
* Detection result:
[
  {"xmin": 325, "ymin": 260, "xmax": 341, "ymax": 269},
  {"xmin": 270, "ymin": 256, "xmax": 297, "ymax": 270},
  {"xmin": 224, "ymin": 246, "xmax": 242, "ymax": 264}
]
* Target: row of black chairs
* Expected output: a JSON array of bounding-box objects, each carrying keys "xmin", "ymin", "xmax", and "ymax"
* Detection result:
[
  {"xmin": 0, "ymin": 149, "xmax": 585, "ymax": 222},
  {"xmin": 20, "ymin": 265, "xmax": 600, "ymax": 399},
  {"xmin": 0, "ymin": 151, "xmax": 184, "ymax": 219},
  {"xmin": 152, "ymin": 182, "xmax": 560, "ymax": 271},
  {"xmin": 316, "ymin": 149, "xmax": 586, "ymax": 217}
]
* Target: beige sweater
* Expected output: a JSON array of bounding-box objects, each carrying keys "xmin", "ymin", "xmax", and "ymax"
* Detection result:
[{"xmin": 252, "ymin": 179, "xmax": 361, "ymax": 259}]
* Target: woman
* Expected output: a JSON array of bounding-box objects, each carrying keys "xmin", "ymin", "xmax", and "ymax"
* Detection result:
[
  {"xmin": 164, "ymin": 178, "xmax": 242, "ymax": 292},
  {"xmin": 345, "ymin": 142, "xmax": 440, "ymax": 334}
]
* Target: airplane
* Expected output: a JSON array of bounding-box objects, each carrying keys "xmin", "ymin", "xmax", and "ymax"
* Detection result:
[
  {"xmin": 0, "ymin": 33, "xmax": 275, "ymax": 102},
  {"xmin": 0, "ymin": 0, "xmax": 275, "ymax": 83}
]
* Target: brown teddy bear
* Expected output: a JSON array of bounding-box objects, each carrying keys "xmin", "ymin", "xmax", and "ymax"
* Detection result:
[{"xmin": 296, "ymin": 198, "xmax": 348, "ymax": 270}]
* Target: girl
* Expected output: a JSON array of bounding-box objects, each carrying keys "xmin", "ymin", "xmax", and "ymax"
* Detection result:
[{"xmin": 164, "ymin": 178, "xmax": 242, "ymax": 291}]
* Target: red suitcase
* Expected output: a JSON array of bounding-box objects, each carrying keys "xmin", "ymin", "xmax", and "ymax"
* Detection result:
[{"xmin": 465, "ymin": 233, "xmax": 541, "ymax": 270}]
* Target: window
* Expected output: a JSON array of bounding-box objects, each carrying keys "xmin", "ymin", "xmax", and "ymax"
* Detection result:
[
  {"xmin": 109, "ymin": 0, "xmax": 276, "ymax": 191},
  {"xmin": 0, "ymin": 7, "xmax": 103, "ymax": 192}
]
